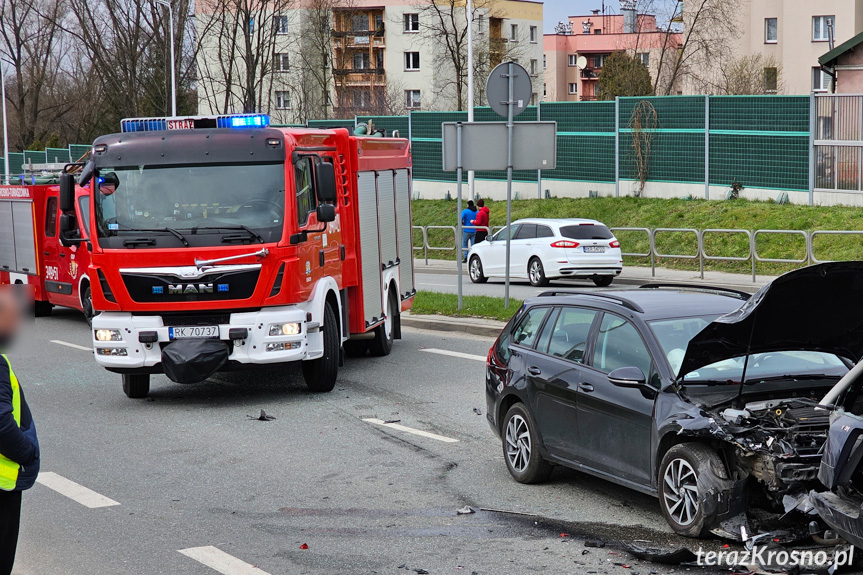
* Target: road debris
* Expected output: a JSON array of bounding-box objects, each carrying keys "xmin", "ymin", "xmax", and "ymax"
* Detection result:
[
  {"xmin": 472, "ymin": 408, "xmax": 482, "ymax": 415},
  {"xmin": 456, "ymin": 505, "xmax": 476, "ymax": 515},
  {"xmin": 299, "ymin": 543, "xmax": 308, "ymax": 550},
  {"xmin": 248, "ymin": 409, "xmax": 275, "ymax": 421}
]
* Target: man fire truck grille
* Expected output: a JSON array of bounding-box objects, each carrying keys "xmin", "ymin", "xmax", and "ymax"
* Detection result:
[{"xmin": 120, "ymin": 269, "xmax": 260, "ymax": 303}]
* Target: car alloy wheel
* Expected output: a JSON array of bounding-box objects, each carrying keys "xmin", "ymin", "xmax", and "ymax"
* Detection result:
[
  {"xmin": 505, "ymin": 413, "xmax": 531, "ymax": 473},
  {"xmin": 662, "ymin": 457, "xmax": 699, "ymax": 526},
  {"xmin": 470, "ymin": 258, "xmax": 481, "ymax": 281}
]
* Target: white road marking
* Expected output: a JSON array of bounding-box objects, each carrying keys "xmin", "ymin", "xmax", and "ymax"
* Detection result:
[
  {"xmin": 420, "ymin": 348, "xmax": 486, "ymax": 362},
  {"xmin": 179, "ymin": 546, "xmax": 272, "ymax": 575},
  {"xmin": 36, "ymin": 472, "xmax": 120, "ymax": 508},
  {"xmin": 363, "ymin": 418, "xmax": 459, "ymax": 443},
  {"xmin": 50, "ymin": 340, "xmax": 92, "ymax": 352}
]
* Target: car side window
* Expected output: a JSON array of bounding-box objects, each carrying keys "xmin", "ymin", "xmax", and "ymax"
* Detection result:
[
  {"xmin": 78, "ymin": 196, "xmax": 90, "ymax": 239},
  {"xmin": 547, "ymin": 307, "xmax": 598, "ymax": 364},
  {"xmin": 536, "ymin": 225, "xmax": 554, "ymax": 238},
  {"xmin": 592, "ymin": 314, "xmax": 652, "ymax": 379},
  {"xmin": 295, "ymin": 157, "xmax": 316, "ymax": 226},
  {"xmin": 511, "ymin": 306, "xmax": 549, "ymax": 349},
  {"xmin": 493, "ymin": 224, "xmax": 520, "ymax": 242},
  {"xmin": 514, "ymin": 223, "xmax": 536, "ymax": 240},
  {"xmin": 45, "ymin": 197, "xmax": 58, "ymax": 237}
]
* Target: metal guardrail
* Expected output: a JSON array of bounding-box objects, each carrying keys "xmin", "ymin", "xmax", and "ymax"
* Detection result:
[{"xmin": 410, "ymin": 225, "xmax": 863, "ymax": 283}]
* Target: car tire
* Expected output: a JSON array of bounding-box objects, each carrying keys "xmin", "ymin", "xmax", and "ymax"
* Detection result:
[
  {"xmin": 302, "ymin": 304, "xmax": 339, "ymax": 392},
  {"xmin": 528, "ymin": 258, "xmax": 549, "ymax": 287},
  {"xmin": 343, "ymin": 340, "xmax": 368, "ymax": 358},
  {"xmin": 502, "ymin": 402, "xmax": 553, "ymax": 484},
  {"xmin": 657, "ymin": 443, "xmax": 727, "ymax": 538},
  {"xmin": 368, "ymin": 290, "xmax": 396, "ymax": 357},
  {"xmin": 469, "ymin": 256, "xmax": 488, "ymax": 284},
  {"xmin": 122, "ymin": 374, "xmax": 150, "ymax": 399},
  {"xmin": 34, "ymin": 300, "xmax": 53, "ymax": 317},
  {"xmin": 592, "ymin": 276, "xmax": 614, "ymax": 287}
]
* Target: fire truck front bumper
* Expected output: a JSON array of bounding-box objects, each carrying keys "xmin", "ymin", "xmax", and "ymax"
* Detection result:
[{"xmin": 91, "ymin": 308, "xmax": 324, "ymax": 372}]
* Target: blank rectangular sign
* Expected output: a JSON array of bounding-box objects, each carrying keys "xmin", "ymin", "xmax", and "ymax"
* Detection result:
[{"xmin": 442, "ymin": 121, "xmax": 557, "ymax": 171}]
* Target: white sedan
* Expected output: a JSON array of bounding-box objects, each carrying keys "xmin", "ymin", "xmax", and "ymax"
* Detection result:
[{"xmin": 467, "ymin": 218, "xmax": 623, "ymax": 287}]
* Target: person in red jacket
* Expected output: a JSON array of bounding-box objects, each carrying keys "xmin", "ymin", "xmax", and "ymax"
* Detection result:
[{"xmin": 472, "ymin": 199, "xmax": 490, "ymax": 243}]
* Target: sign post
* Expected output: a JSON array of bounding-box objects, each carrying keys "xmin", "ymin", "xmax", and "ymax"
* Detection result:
[{"xmin": 456, "ymin": 122, "xmax": 464, "ymax": 309}]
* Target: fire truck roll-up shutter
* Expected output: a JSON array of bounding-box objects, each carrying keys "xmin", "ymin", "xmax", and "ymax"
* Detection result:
[
  {"xmin": 394, "ymin": 169, "xmax": 414, "ymax": 299},
  {"xmin": 0, "ymin": 200, "xmax": 37, "ymax": 275},
  {"xmin": 357, "ymin": 171, "xmax": 384, "ymax": 328},
  {"xmin": 378, "ymin": 171, "xmax": 398, "ymax": 269}
]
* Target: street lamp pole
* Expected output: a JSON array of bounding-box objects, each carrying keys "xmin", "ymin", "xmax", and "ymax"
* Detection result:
[
  {"xmin": 1, "ymin": 60, "xmax": 9, "ymax": 185},
  {"xmin": 466, "ymin": 0, "xmax": 475, "ymax": 200},
  {"xmin": 155, "ymin": 0, "xmax": 177, "ymax": 116}
]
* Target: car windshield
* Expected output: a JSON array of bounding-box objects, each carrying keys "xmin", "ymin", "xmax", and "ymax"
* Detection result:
[
  {"xmin": 94, "ymin": 162, "xmax": 285, "ymax": 246},
  {"xmin": 649, "ymin": 316, "xmax": 848, "ymax": 383},
  {"xmin": 559, "ymin": 224, "xmax": 613, "ymax": 240}
]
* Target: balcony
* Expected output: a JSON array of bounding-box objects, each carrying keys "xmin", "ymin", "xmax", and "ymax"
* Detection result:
[
  {"xmin": 332, "ymin": 27, "xmax": 385, "ymax": 38},
  {"xmin": 332, "ymin": 67, "xmax": 385, "ymax": 76},
  {"xmin": 581, "ymin": 67, "xmax": 598, "ymax": 79}
]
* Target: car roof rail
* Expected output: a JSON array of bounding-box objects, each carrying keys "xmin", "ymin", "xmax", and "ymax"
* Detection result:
[
  {"xmin": 536, "ymin": 290, "xmax": 644, "ymax": 313},
  {"xmin": 638, "ymin": 283, "xmax": 751, "ymax": 300}
]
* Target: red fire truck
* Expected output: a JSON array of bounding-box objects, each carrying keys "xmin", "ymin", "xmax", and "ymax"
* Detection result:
[
  {"xmin": 0, "ymin": 167, "xmax": 95, "ymax": 321},
  {"xmin": 56, "ymin": 114, "xmax": 415, "ymax": 398}
]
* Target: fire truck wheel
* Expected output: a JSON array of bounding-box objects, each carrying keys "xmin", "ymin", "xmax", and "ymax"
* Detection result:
[
  {"xmin": 122, "ymin": 374, "xmax": 150, "ymax": 399},
  {"xmin": 82, "ymin": 286, "xmax": 94, "ymax": 327},
  {"xmin": 34, "ymin": 301, "xmax": 53, "ymax": 317},
  {"xmin": 343, "ymin": 340, "xmax": 368, "ymax": 358},
  {"xmin": 368, "ymin": 290, "xmax": 396, "ymax": 357},
  {"xmin": 302, "ymin": 304, "xmax": 339, "ymax": 393}
]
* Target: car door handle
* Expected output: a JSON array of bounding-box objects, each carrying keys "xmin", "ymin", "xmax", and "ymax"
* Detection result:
[
  {"xmin": 578, "ymin": 383, "xmax": 594, "ymax": 393},
  {"xmin": 528, "ymin": 366, "xmax": 542, "ymax": 376}
]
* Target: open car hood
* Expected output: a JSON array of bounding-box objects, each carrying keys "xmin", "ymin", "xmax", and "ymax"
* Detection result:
[{"xmin": 677, "ymin": 261, "xmax": 863, "ymax": 380}]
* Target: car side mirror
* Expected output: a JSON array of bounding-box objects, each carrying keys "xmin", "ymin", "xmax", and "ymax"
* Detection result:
[
  {"xmin": 58, "ymin": 214, "xmax": 82, "ymax": 248},
  {"xmin": 607, "ymin": 366, "xmax": 647, "ymax": 389},
  {"xmin": 316, "ymin": 203, "xmax": 336, "ymax": 223},
  {"xmin": 59, "ymin": 173, "xmax": 75, "ymax": 213},
  {"xmin": 315, "ymin": 162, "xmax": 337, "ymax": 203}
]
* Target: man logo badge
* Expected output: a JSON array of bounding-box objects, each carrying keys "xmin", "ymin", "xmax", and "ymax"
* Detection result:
[{"xmin": 153, "ymin": 283, "xmax": 229, "ymax": 295}]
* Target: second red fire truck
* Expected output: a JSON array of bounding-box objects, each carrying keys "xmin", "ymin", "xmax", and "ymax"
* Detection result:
[{"xmin": 48, "ymin": 114, "xmax": 415, "ymax": 398}]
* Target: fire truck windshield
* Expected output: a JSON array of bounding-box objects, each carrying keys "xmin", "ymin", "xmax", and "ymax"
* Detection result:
[{"xmin": 94, "ymin": 162, "xmax": 285, "ymax": 248}]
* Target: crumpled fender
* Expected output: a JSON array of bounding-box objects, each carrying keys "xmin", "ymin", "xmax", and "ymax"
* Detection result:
[{"xmin": 818, "ymin": 410, "xmax": 863, "ymax": 489}]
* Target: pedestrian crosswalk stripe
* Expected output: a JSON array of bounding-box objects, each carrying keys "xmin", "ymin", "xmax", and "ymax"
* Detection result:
[{"xmin": 179, "ymin": 546, "xmax": 272, "ymax": 575}]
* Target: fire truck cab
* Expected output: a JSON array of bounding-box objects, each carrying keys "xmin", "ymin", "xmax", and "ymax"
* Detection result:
[
  {"xmin": 69, "ymin": 114, "xmax": 415, "ymax": 398},
  {"xmin": 0, "ymin": 166, "xmax": 94, "ymax": 321}
]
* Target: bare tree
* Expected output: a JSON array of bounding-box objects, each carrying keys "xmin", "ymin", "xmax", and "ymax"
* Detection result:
[{"xmin": 714, "ymin": 53, "xmax": 782, "ymax": 95}]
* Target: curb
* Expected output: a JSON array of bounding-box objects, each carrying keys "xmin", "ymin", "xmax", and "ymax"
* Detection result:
[{"xmin": 401, "ymin": 315, "xmax": 504, "ymax": 338}]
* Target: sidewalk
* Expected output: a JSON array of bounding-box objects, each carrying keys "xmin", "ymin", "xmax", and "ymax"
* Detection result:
[{"xmin": 414, "ymin": 258, "xmax": 775, "ymax": 292}]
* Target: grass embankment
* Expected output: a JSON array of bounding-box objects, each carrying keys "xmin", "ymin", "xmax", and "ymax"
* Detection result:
[
  {"xmin": 411, "ymin": 292, "xmax": 522, "ymax": 322},
  {"xmin": 411, "ymin": 197, "xmax": 863, "ymax": 276}
]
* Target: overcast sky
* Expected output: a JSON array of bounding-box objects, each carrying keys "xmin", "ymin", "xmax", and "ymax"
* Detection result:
[{"xmin": 542, "ymin": 0, "xmax": 618, "ymax": 33}]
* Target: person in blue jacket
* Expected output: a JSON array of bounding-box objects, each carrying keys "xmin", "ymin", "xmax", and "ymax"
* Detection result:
[
  {"xmin": 460, "ymin": 200, "xmax": 478, "ymax": 262},
  {"xmin": 0, "ymin": 287, "xmax": 39, "ymax": 575}
]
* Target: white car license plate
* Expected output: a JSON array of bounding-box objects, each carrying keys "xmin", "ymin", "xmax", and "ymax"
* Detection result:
[
  {"xmin": 168, "ymin": 326, "xmax": 219, "ymax": 340},
  {"xmin": 583, "ymin": 246, "xmax": 605, "ymax": 253}
]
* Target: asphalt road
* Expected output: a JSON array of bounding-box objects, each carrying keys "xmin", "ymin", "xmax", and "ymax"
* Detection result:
[
  {"xmin": 416, "ymin": 271, "xmax": 633, "ymax": 301},
  {"xmin": 11, "ymin": 307, "xmax": 734, "ymax": 575}
]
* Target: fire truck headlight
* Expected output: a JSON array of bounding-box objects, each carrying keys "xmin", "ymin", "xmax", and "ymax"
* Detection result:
[
  {"xmin": 95, "ymin": 329, "xmax": 123, "ymax": 342},
  {"xmin": 96, "ymin": 347, "xmax": 128, "ymax": 357},
  {"xmin": 269, "ymin": 323, "xmax": 301, "ymax": 336}
]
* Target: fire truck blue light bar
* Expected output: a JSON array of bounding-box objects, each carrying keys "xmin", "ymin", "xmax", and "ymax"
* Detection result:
[
  {"xmin": 121, "ymin": 119, "xmax": 168, "ymax": 133},
  {"xmin": 217, "ymin": 115, "xmax": 269, "ymax": 128},
  {"xmin": 120, "ymin": 115, "xmax": 271, "ymax": 133}
]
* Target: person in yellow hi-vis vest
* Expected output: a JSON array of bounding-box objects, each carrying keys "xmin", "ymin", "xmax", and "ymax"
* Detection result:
[{"xmin": 0, "ymin": 287, "xmax": 39, "ymax": 575}]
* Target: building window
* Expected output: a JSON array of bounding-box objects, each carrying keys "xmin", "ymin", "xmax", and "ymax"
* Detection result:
[
  {"xmin": 593, "ymin": 28, "xmax": 601, "ymax": 34},
  {"xmin": 477, "ymin": 14, "xmax": 484, "ymax": 34},
  {"xmin": 405, "ymin": 89, "xmax": 421, "ymax": 109},
  {"xmin": 568, "ymin": 54, "xmax": 578, "ymax": 67},
  {"xmin": 376, "ymin": 50, "xmax": 384, "ymax": 68},
  {"xmin": 530, "ymin": 93, "xmax": 537, "ymax": 106},
  {"xmin": 765, "ymin": 18, "xmax": 777, "ymax": 43},
  {"xmin": 530, "ymin": 26, "xmax": 537, "ymax": 42},
  {"xmin": 404, "ymin": 13, "xmax": 419, "ymax": 32},
  {"xmin": 543, "ymin": 83, "xmax": 546, "ymax": 96},
  {"xmin": 763, "ymin": 67, "xmax": 778, "ymax": 93},
  {"xmin": 510, "ymin": 23, "xmax": 518, "ymax": 41},
  {"xmin": 637, "ymin": 52, "xmax": 649, "ymax": 67},
  {"xmin": 405, "ymin": 51, "xmax": 420, "ymax": 70},
  {"xmin": 353, "ymin": 90, "xmax": 371, "ymax": 108},
  {"xmin": 568, "ymin": 83, "xmax": 578, "ymax": 94},
  {"xmin": 530, "ymin": 59, "xmax": 537, "ymax": 74},
  {"xmin": 813, "ymin": 66, "xmax": 831, "ymax": 92},
  {"xmin": 374, "ymin": 13, "xmax": 383, "ymax": 31},
  {"xmin": 275, "ymin": 15, "xmax": 289, "ymax": 34},
  {"xmin": 593, "ymin": 54, "xmax": 606, "ymax": 68},
  {"xmin": 353, "ymin": 52, "xmax": 370, "ymax": 70},
  {"xmin": 543, "ymin": 54, "xmax": 546, "ymax": 69},
  {"xmin": 274, "ymin": 53, "xmax": 290, "ymax": 72},
  {"xmin": 275, "ymin": 91, "xmax": 291, "ymax": 109},
  {"xmin": 813, "ymin": 16, "xmax": 834, "ymax": 42},
  {"xmin": 352, "ymin": 14, "xmax": 368, "ymax": 32}
]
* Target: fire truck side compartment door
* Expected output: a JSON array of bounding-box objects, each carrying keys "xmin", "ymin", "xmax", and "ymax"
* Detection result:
[
  {"xmin": 395, "ymin": 169, "xmax": 414, "ymax": 299},
  {"xmin": 0, "ymin": 201, "xmax": 15, "ymax": 272},
  {"xmin": 357, "ymin": 171, "xmax": 384, "ymax": 328},
  {"xmin": 378, "ymin": 170, "xmax": 398, "ymax": 269},
  {"xmin": 0, "ymin": 200, "xmax": 37, "ymax": 275}
]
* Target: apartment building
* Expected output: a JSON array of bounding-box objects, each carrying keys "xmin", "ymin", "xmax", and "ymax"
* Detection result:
[
  {"xmin": 544, "ymin": 7, "xmax": 678, "ymax": 101},
  {"xmin": 720, "ymin": 0, "xmax": 863, "ymax": 94},
  {"xmin": 196, "ymin": 0, "xmax": 543, "ymax": 122}
]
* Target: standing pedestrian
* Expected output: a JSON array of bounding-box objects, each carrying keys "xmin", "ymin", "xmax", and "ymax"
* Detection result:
[
  {"xmin": 0, "ymin": 287, "xmax": 39, "ymax": 575},
  {"xmin": 472, "ymin": 199, "xmax": 490, "ymax": 243},
  {"xmin": 460, "ymin": 200, "xmax": 478, "ymax": 262}
]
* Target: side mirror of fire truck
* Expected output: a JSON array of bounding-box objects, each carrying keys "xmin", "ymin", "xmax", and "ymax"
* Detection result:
[
  {"xmin": 59, "ymin": 173, "xmax": 76, "ymax": 213},
  {"xmin": 316, "ymin": 204, "xmax": 336, "ymax": 223},
  {"xmin": 315, "ymin": 161, "xmax": 337, "ymax": 204}
]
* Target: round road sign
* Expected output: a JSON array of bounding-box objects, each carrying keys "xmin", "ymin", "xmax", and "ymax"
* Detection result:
[{"xmin": 486, "ymin": 61, "xmax": 532, "ymax": 119}]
